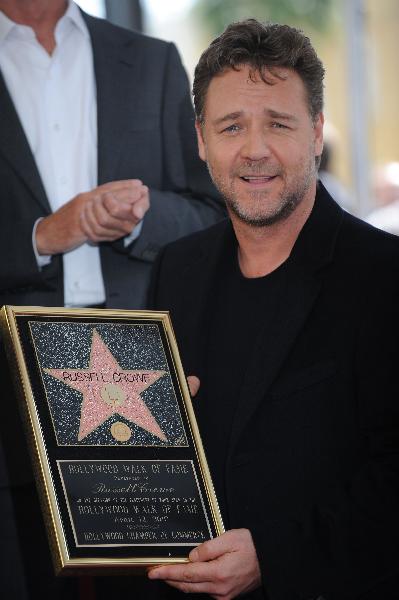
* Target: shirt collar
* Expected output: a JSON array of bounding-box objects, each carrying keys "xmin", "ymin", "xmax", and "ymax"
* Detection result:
[
  {"xmin": 0, "ymin": 10, "xmax": 19, "ymax": 45},
  {"xmin": 59, "ymin": 1, "xmax": 90, "ymax": 41},
  {"xmin": 0, "ymin": 1, "xmax": 89, "ymax": 47}
]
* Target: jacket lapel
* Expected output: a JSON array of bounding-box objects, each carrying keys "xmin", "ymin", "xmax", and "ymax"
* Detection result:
[
  {"xmin": 171, "ymin": 221, "xmax": 234, "ymax": 379},
  {"xmin": 228, "ymin": 186, "xmax": 344, "ymax": 452},
  {"xmin": 0, "ymin": 70, "xmax": 50, "ymax": 213},
  {"xmin": 83, "ymin": 15, "xmax": 142, "ymax": 184}
]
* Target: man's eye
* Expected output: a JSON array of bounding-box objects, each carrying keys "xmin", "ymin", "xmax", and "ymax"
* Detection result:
[
  {"xmin": 271, "ymin": 122, "xmax": 288, "ymax": 129},
  {"xmin": 222, "ymin": 124, "xmax": 240, "ymax": 133}
]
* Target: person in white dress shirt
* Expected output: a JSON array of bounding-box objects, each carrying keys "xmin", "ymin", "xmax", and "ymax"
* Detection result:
[
  {"xmin": 0, "ymin": 0, "xmax": 223, "ymax": 310},
  {"xmin": 0, "ymin": 1, "xmax": 223, "ymax": 598}
]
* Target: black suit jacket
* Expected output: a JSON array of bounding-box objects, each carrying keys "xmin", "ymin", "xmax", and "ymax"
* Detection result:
[
  {"xmin": 150, "ymin": 184, "xmax": 399, "ymax": 600},
  {"xmin": 0, "ymin": 10, "xmax": 223, "ymax": 309}
]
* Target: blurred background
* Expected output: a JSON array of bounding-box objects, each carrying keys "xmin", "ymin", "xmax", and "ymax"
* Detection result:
[{"xmin": 76, "ymin": 0, "xmax": 399, "ymax": 219}]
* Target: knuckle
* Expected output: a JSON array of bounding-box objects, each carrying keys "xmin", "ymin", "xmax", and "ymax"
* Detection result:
[
  {"xmin": 215, "ymin": 571, "xmax": 227, "ymax": 585},
  {"xmin": 127, "ymin": 192, "xmax": 139, "ymax": 203},
  {"xmin": 102, "ymin": 191, "xmax": 113, "ymax": 203},
  {"xmin": 183, "ymin": 570, "xmax": 195, "ymax": 583},
  {"xmin": 89, "ymin": 193, "xmax": 100, "ymax": 204},
  {"xmin": 102, "ymin": 195, "xmax": 118, "ymax": 214},
  {"xmin": 108, "ymin": 205, "xmax": 119, "ymax": 218},
  {"xmin": 99, "ymin": 182, "xmax": 113, "ymax": 193},
  {"xmin": 91, "ymin": 224, "xmax": 102, "ymax": 236},
  {"xmin": 201, "ymin": 540, "xmax": 212, "ymax": 556},
  {"xmin": 97, "ymin": 216, "xmax": 109, "ymax": 228}
]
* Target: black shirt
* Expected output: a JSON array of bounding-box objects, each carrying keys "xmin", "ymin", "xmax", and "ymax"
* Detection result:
[{"xmin": 195, "ymin": 244, "xmax": 289, "ymax": 524}]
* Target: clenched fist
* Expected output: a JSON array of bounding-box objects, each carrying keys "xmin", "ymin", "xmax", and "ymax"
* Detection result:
[{"xmin": 36, "ymin": 179, "xmax": 149, "ymax": 255}]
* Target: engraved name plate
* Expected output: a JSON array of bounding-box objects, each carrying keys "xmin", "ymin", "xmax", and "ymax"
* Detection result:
[{"xmin": 0, "ymin": 307, "xmax": 223, "ymax": 575}]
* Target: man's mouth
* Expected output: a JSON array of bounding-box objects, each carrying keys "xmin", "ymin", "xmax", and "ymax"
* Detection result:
[{"xmin": 239, "ymin": 175, "xmax": 277, "ymax": 183}]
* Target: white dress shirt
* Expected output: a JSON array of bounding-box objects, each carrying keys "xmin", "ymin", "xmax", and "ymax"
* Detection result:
[{"xmin": 0, "ymin": 1, "xmax": 105, "ymax": 306}]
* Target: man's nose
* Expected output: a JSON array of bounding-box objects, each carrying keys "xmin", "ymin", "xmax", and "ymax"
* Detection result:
[{"xmin": 240, "ymin": 128, "xmax": 272, "ymax": 161}]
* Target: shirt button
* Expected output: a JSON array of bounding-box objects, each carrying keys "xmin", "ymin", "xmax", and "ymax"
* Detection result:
[
  {"xmin": 60, "ymin": 176, "xmax": 67, "ymax": 185},
  {"xmin": 53, "ymin": 123, "xmax": 60, "ymax": 132}
]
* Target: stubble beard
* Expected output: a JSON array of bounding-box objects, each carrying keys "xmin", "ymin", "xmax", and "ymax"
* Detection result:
[{"xmin": 208, "ymin": 155, "xmax": 317, "ymax": 228}]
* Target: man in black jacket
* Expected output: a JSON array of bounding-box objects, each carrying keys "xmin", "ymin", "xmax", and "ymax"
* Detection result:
[{"xmin": 149, "ymin": 19, "xmax": 399, "ymax": 600}]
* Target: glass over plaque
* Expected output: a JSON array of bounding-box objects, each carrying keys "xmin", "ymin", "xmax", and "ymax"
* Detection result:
[{"xmin": 0, "ymin": 306, "xmax": 224, "ymax": 575}]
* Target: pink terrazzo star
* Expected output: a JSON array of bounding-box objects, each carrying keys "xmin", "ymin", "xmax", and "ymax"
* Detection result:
[{"xmin": 44, "ymin": 329, "xmax": 167, "ymax": 442}]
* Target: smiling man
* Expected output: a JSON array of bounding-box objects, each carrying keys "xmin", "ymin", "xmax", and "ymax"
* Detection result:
[
  {"xmin": 198, "ymin": 68, "xmax": 321, "ymax": 231},
  {"xmin": 149, "ymin": 19, "xmax": 399, "ymax": 600}
]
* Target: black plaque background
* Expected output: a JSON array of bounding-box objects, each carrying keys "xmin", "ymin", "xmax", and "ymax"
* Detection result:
[{"xmin": 14, "ymin": 314, "xmax": 219, "ymax": 562}]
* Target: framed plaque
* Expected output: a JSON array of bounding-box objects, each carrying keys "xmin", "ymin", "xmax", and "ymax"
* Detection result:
[{"xmin": 0, "ymin": 306, "xmax": 224, "ymax": 575}]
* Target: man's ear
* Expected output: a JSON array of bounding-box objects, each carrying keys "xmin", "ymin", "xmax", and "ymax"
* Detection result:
[
  {"xmin": 314, "ymin": 112, "xmax": 324, "ymax": 157},
  {"xmin": 195, "ymin": 120, "xmax": 207, "ymax": 162}
]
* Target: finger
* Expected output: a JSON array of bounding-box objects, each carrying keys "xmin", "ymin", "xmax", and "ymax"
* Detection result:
[
  {"xmin": 80, "ymin": 196, "xmax": 102, "ymax": 238},
  {"xmin": 80, "ymin": 202, "xmax": 133, "ymax": 241},
  {"xmin": 80, "ymin": 199, "xmax": 117, "ymax": 239},
  {"xmin": 163, "ymin": 579, "xmax": 221, "ymax": 596},
  {"xmin": 102, "ymin": 188, "xmax": 148, "ymax": 221},
  {"xmin": 90, "ymin": 195, "xmax": 138, "ymax": 235},
  {"xmin": 101, "ymin": 192, "xmax": 139, "ymax": 221},
  {"xmin": 130, "ymin": 190, "xmax": 149, "ymax": 221},
  {"xmin": 98, "ymin": 179, "xmax": 143, "ymax": 194},
  {"xmin": 148, "ymin": 561, "xmax": 216, "ymax": 584},
  {"xmin": 80, "ymin": 215, "xmax": 121, "ymax": 241},
  {"xmin": 189, "ymin": 530, "xmax": 242, "ymax": 563},
  {"xmin": 187, "ymin": 375, "xmax": 200, "ymax": 397},
  {"xmin": 105, "ymin": 187, "xmax": 144, "ymax": 206}
]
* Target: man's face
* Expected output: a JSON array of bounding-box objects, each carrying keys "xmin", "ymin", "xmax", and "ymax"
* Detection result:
[{"xmin": 196, "ymin": 65, "xmax": 323, "ymax": 227}]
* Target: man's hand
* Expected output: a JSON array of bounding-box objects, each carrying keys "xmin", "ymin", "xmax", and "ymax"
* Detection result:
[
  {"xmin": 148, "ymin": 529, "xmax": 261, "ymax": 599},
  {"xmin": 36, "ymin": 179, "xmax": 149, "ymax": 255},
  {"xmin": 187, "ymin": 375, "xmax": 200, "ymax": 397}
]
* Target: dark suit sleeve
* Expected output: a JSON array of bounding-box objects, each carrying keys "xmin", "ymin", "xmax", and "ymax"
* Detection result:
[
  {"xmin": 0, "ymin": 204, "xmax": 61, "ymax": 304},
  {"xmin": 126, "ymin": 43, "xmax": 225, "ymax": 263},
  {"xmin": 147, "ymin": 245, "xmax": 165, "ymax": 309},
  {"xmin": 0, "ymin": 215, "xmax": 57, "ymax": 293}
]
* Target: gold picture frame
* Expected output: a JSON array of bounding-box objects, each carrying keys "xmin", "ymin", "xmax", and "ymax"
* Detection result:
[{"xmin": 0, "ymin": 306, "xmax": 224, "ymax": 575}]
